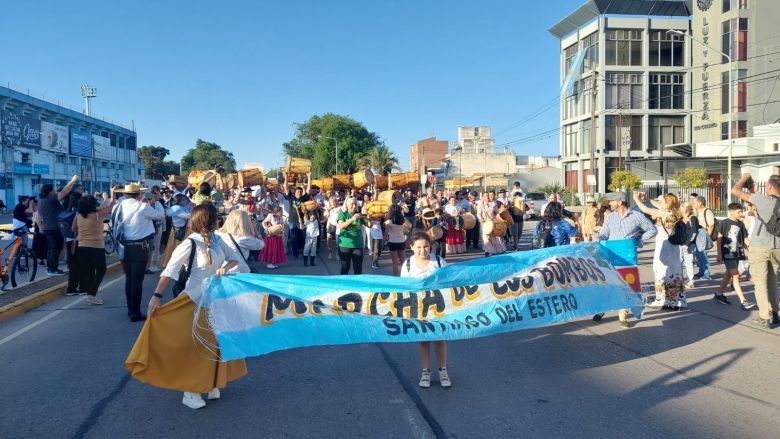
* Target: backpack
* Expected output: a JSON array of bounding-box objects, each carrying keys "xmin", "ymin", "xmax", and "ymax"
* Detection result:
[
  {"xmin": 665, "ymin": 219, "xmax": 688, "ymax": 246},
  {"xmin": 532, "ymin": 222, "xmax": 554, "ymax": 249},
  {"xmin": 57, "ymin": 211, "xmax": 76, "ymax": 240},
  {"xmin": 702, "ymin": 208, "xmax": 720, "ymax": 241},
  {"xmin": 405, "ymin": 255, "xmax": 442, "ymax": 274},
  {"xmin": 172, "ymin": 238, "xmax": 197, "ymax": 298},
  {"xmin": 111, "ymin": 205, "xmax": 126, "ymax": 259},
  {"xmin": 764, "ymin": 198, "xmax": 780, "ymax": 238}
]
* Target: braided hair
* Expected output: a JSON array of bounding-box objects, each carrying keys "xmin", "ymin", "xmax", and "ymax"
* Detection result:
[{"xmin": 190, "ymin": 204, "xmax": 219, "ymax": 265}]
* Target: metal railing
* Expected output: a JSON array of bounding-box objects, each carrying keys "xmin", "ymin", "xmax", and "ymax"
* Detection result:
[{"xmin": 637, "ymin": 182, "xmax": 766, "ymax": 215}]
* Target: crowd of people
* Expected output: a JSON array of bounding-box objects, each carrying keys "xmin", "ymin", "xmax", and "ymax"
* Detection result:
[{"xmin": 10, "ymin": 171, "xmax": 779, "ymax": 410}]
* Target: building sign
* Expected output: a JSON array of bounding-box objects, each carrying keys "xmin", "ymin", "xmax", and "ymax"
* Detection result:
[
  {"xmin": 40, "ymin": 121, "xmax": 70, "ymax": 154},
  {"xmin": 693, "ymin": 15, "xmax": 717, "ymax": 132},
  {"xmin": 82, "ymin": 165, "xmax": 93, "ymax": 180},
  {"xmin": 93, "ymin": 134, "xmax": 113, "ymax": 160},
  {"xmin": 70, "ymin": 128, "xmax": 92, "ymax": 157},
  {"xmin": 1, "ymin": 111, "xmax": 41, "ymax": 148},
  {"xmin": 13, "ymin": 162, "xmax": 50, "ymax": 175}
]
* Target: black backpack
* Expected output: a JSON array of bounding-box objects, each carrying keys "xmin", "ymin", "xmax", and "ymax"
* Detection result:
[
  {"xmin": 172, "ymin": 238, "xmax": 197, "ymax": 298},
  {"xmin": 58, "ymin": 210, "xmax": 76, "ymax": 240},
  {"xmin": 702, "ymin": 208, "xmax": 720, "ymax": 241},
  {"xmin": 665, "ymin": 219, "xmax": 688, "ymax": 246},
  {"xmin": 405, "ymin": 255, "xmax": 442, "ymax": 273},
  {"xmin": 764, "ymin": 198, "xmax": 780, "ymax": 238},
  {"xmin": 532, "ymin": 222, "xmax": 554, "ymax": 249}
]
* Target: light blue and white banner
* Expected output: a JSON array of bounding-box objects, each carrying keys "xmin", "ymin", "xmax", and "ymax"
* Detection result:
[{"xmin": 200, "ymin": 241, "xmax": 643, "ymax": 361}]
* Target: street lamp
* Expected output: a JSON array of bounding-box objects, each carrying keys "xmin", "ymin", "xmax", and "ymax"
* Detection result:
[
  {"xmin": 324, "ymin": 136, "xmax": 338, "ymax": 174},
  {"xmin": 667, "ymin": 29, "xmax": 734, "ymax": 193}
]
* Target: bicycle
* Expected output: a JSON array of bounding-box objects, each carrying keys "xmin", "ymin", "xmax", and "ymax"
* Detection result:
[
  {"xmin": 103, "ymin": 218, "xmax": 115, "ymax": 255},
  {"xmin": 0, "ymin": 228, "xmax": 38, "ymax": 290}
]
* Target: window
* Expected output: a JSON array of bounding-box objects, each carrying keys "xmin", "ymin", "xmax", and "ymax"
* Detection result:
[
  {"xmin": 650, "ymin": 73, "xmax": 685, "ymax": 109},
  {"xmin": 606, "ymin": 115, "xmax": 642, "ymax": 151},
  {"xmin": 110, "ymin": 133, "xmax": 117, "ymax": 147},
  {"xmin": 721, "ymin": 121, "xmax": 747, "ymax": 139},
  {"xmin": 564, "ymin": 44, "xmax": 578, "ymax": 76},
  {"xmin": 69, "ymin": 157, "xmax": 78, "ymax": 165},
  {"xmin": 606, "ymin": 157, "xmax": 621, "ymax": 187},
  {"xmin": 563, "ymin": 76, "xmax": 594, "ymax": 119},
  {"xmin": 581, "ymin": 119, "xmax": 598, "ymax": 154},
  {"xmin": 721, "ymin": 70, "xmax": 748, "ymax": 114},
  {"xmin": 723, "ymin": 0, "xmax": 731, "ymax": 12},
  {"xmin": 564, "ymin": 163, "xmax": 578, "ymax": 192},
  {"xmin": 649, "ymin": 31, "xmax": 685, "ymax": 66},
  {"xmin": 649, "ymin": 116, "xmax": 685, "ymax": 151},
  {"xmin": 563, "ymin": 124, "xmax": 579, "ymax": 156},
  {"xmin": 55, "ymin": 154, "xmax": 65, "ymax": 163},
  {"xmin": 606, "ymin": 29, "xmax": 642, "ymax": 66},
  {"xmin": 606, "ymin": 73, "xmax": 643, "ymax": 109},
  {"xmin": 582, "ymin": 33, "xmax": 598, "ymax": 71},
  {"xmin": 722, "ymin": 18, "xmax": 748, "ymax": 62}
]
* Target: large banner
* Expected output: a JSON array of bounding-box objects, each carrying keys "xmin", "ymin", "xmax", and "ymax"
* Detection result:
[
  {"xmin": 200, "ymin": 241, "xmax": 643, "ymax": 361},
  {"xmin": 40, "ymin": 121, "xmax": 69, "ymax": 154},
  {"xmin": 93, "ymin": 134, "xmax": 113, "ymax": 160},
  {"xmin": 70, "ymin": 128, "xmax": 92, "ymax": 157},
  {"xmin": 1, "ymin": 111, "xmax": 41, "ymax": 148}
]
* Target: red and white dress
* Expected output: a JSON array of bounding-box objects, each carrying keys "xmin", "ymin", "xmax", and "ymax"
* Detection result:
[{"xmin": 259, "ymin": 214, "xmax": 287, "ymax": 264}]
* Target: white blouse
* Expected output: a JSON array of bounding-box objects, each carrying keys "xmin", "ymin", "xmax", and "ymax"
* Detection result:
[
  {"xmin": 400, "ymin": 256, "xmax": 448, "ymax": 279},
  {"xmin": 215, "ymin": 231, "xmax": 264, "ymax": 273},
  {"xmin": 161, "ymin": 233, "xmax": 242, "ymax": 304}
]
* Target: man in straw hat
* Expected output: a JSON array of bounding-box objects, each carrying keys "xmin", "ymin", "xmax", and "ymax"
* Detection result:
[{"xmin": 114, "ymin": 183, "xmax": 165, "ymax": 321}]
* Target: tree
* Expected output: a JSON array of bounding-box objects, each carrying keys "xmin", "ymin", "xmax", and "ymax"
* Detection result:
[
  {"xmin": 673, "ymin": 168, "xmax": 711, "ymax": 189},
  {"xmin": 138, "ymin": 145, "xmax": 181, "ymax": 180},
  {"xmin": 535, "ymin": 183, "xmax": 581, "ymax": 206},
  {"xmin": 357, "ymin": 145, "xmax": 401, "ymax": 175},
  {"xmin": 283, "ymin": 113, "xmax": 384, "ymax": 177},
  {"xmin": 608, "ymin": 170, "xmax": 642, "ymax": 191},
  {"xmin": 180, "ymin": 139, "xmax": 236, "ymax": 175}
]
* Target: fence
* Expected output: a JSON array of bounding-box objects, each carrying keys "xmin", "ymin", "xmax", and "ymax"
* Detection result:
[{"xmin": 638, "ymin": 182, "xmax": 766, "ymax": 215}]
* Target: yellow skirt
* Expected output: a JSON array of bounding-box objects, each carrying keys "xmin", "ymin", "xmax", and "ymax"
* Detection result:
[
  {"xmin": 125, "ymin": 293, "xmax": 247, "ymax": 393},
  {"xmin": 160, "ymin": 225, "xmax": 191, "ymax": 268}
]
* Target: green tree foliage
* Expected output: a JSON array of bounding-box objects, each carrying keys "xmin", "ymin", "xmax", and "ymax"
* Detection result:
[
  {"xmin": 180, "ymin": 139, "xmax": 236, "ymax": 175},
  {"xmin": 608, "ymin": 170, "xmax": 642, "ymax": 191},
  {"xmin": 357, "ymin": 145, "xmax": 401, "ymax": 175},
  {"xmin": 138, "ymin": 145, "xmax": 180, "ymax": 180},
  {"xmin": 534, "ymin": 183, "xmax": 581, "ymax": 206},
  {"xmin": 673, "ymin": 167, "xmax": 711, "ymax": 189},
  {"xmin": 283, "ymin": 114, "xmax": 384, "ymax": 177}
]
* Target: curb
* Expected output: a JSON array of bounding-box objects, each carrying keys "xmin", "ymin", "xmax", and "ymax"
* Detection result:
[{"xmin": 0, "ymin": 262, "xmax": 122, "ymax": 323}]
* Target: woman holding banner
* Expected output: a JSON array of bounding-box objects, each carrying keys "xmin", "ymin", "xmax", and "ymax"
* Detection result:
[
  {"xmin": 125, "ymin": 204, "xmax": 247, "ymax": 410},
  {"xmin": 337, "ymin": 197, "xmax": 369, "ymax": 275},
  {"xmin": 401, "ymin": 231, "xmax": 451, "ymax": 388}
]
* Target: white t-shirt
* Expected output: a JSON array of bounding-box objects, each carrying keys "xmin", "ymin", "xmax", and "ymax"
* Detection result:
[
  {"xmin": 384, "ymin": 221, "xmax": 406, "ymax": 243},
  {"xmin": 400, "ymin": 255, "xmax": 448, "ymax": 278},
  {"xmin": 305, "ymin": 219, "xmax": 320, "ymax": 238},
  {"xmin": 369, "ymin": 220, "xmax": 383, "ymax": 240}
]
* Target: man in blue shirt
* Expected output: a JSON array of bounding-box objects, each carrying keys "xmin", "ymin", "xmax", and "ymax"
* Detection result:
[{"xmin": 593, "ymin": 191, "xmax": 656, "ymax": 328}]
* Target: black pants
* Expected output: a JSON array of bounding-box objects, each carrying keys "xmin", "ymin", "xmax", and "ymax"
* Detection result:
[
  {"xmin": 44, "ymin": 230, "xmax": 64, "ymax": 272},
  {"xmin": 466, "ymin": 220, "xmax": 480, "ymax": 248},
  {"xmin": 66, "ymin": 241, "xmax": 80, "ymax": 293},
  {"xmin": 289, "ymin": 226, "xmax": 304, "ymax": 257},
  {"xmin": 122, "ymin": 243, "xmax": 150, "ymax": 316},
  {"xmin": 339, "ymin": 246, "xmax": 364, "ymax": 275},
  {"xmin": 436, "ymin": 237, "xmax": 446, "ymax": 259},
  {"xmin": 78, "ymin": 247, "xmax": 107, "ymax": 295}
]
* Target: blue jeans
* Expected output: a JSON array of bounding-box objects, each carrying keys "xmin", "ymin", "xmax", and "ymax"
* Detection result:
[{"xmin": 694, "ymin": 248, "xmax": 710, "ymax": 278}]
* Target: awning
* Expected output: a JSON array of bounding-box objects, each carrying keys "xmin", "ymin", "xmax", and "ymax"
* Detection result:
[{"xmin": 549, "ymin": 0, "xmax": 692, "ymax": 38}]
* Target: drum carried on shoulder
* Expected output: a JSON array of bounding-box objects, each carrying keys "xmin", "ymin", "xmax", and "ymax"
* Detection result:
[
  {"xmin": 352, "ymin": 169, "xmax": 375, "ymax": 190},
  {"xmin": 490, "ymin": 219, "xmax": 508, "ymax": 237},
  {"xmin": 365, "ymin": 201, "xmax": 389, "ymax": 220},
  {"xmin": 267, "ymin": 224, "xmax": 284, "ymax": 236},
  {"xmin": 427, "ymin": 224, "xmax": 444, "ymax": 240},
  {"xmin": 460, "ymin": 213, "xmax": 476, "ymax": 230}
]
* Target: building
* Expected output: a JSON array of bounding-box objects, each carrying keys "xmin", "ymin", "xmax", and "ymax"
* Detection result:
[
  {"xmin": 0, "ymin": 85, "xmax": 140, "ymax": 204},
  {"xmin": 549, "ymin": 0, "xmax": 693, "ymax": 195},
  {"xmin": 409, "ymin": 137, "xmax": 448, "ymax": 172},
  {"xmin": 444, "ymin": 126, "xmax": 516, "ymax": 181},
  {"xmin": 457, "ymin": 127, "xmax": 496, "ymax": 154}
]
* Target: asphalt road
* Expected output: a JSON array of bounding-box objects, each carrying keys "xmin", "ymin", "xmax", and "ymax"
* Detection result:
[{"xmin": 1, "ymin": 222, "xmax": 779, "ymax": 439}]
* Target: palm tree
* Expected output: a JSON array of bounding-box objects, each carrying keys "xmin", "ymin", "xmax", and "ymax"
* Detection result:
[{"xmin": 358, "ymin": 145, "xmax": 401, "ymax": 175}]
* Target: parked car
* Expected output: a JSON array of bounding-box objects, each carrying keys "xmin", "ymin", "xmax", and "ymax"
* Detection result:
[{"xmin": 523, "ymin": 192, "xmax": 547, "ymax": 219}]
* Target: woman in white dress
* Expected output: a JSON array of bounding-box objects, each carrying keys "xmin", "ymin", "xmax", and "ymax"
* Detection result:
[
  {"xmin": 634, "ymin": 192, "xmax": 687, "ymax": 310},
  {"xmin": 216, "ymin": 209, "xmax": 264, "ymax": 273}
]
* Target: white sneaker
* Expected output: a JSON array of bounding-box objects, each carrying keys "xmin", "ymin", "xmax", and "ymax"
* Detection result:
[
  {"xmin": 418, "ymin": 369, "xmax": 431, "ymax": 388},
  {"xmin": 182, "ymin": 392, "xmax": 206, "ymax": 409},
  {"xmin": 266, "ymin": 264, "xmax": 277, "ymax": 269},
  {"xmin": 207, "ymin": 387, "xmax": 221, "ymax": 400},
  {"xmin": 438, "ymin": 367, "xmax": 452, "ymax": 388},
  {"xmin": 646, "ymin": 298, "xmax": 665, "ymax": 309}
]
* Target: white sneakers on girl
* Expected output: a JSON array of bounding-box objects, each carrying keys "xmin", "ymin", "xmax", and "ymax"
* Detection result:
[
  {"xmin": 207, "ymin": 388, "xmax": 221, "ymax": 400},
  {"xmin": 182, "ymin": 392, "xmax": 206, "ymax": 409}
]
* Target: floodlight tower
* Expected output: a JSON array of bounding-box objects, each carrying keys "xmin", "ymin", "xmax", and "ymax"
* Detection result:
[{"xmin": 81, "ymin": 84, "xmax": 97, "ymax": 116}]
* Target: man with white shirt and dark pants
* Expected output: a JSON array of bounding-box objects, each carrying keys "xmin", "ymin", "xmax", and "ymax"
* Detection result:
[{"xmin": 115, "ymin": 183, "xmax": 165, "ymax": 322}]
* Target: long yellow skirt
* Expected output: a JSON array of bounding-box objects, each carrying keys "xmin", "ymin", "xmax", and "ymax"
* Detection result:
[{"xmin": 125, "ymin": 293, "xmax": 247, "ymax": 393}]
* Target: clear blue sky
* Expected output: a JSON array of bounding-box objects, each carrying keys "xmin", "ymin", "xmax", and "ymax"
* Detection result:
[{"xmin": 4, "ymin": 0, "xmax": 584, "ymax": 171}]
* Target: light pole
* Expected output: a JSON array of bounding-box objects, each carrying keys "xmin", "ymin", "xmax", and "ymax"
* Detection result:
[
  {"xmin": 668, "ymin": 29, "xmax": 734, "ymax": 193},
  {"xmin": 324, "ymin": 136, "xmax": 338, "ymax": 174}
]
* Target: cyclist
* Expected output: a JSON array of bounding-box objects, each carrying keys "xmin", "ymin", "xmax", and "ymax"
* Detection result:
[{"xmin": 12, "ymin": 196, "xmax": 34, "ymax": 247}]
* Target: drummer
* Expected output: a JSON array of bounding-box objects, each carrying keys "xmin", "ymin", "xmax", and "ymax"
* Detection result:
[
  {"xmin": 477, "ymin": 191, "xmax": 505, "ymax": 256},
  {"xmin": 443, "ymin": 195, "xmax": 466, "ymax": 255},
  {"xmin": 401, "ymin": 188, "xmax": 417, "ymax": 236},
  {"xmin": 416, "ymin": 186, "xmax": 440, "ymax": 218}
]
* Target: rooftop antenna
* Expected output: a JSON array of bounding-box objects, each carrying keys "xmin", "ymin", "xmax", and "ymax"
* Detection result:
[{"xmin": 81, "ymin": 83, "xmax": 97, "ymax": 116}]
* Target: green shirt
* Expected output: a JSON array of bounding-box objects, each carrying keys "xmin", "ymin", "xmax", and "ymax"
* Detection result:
[{"xmin": 338, "ymin": 210, "xmax": 368, "ymax": 248}]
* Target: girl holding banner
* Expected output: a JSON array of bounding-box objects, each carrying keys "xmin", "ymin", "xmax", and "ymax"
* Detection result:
[
  {"xmin": 401, "ymin": 231, "xmax": 451, "ymax": 388},
  {"xmin": 125, "ymin": 204, "xmax": 247, "ymax": 410}
]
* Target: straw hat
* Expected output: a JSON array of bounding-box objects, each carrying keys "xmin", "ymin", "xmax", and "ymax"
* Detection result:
[{"xmin": 116, "ymin": 183, "xmax": 145, "ymax": 194}]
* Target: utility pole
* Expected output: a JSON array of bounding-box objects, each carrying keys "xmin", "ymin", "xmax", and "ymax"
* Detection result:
[{"xmin": 589, "ymin": 71, "xmax": 597, "ymax": 194}]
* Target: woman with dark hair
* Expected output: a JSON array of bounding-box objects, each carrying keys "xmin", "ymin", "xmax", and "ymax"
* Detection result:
[
  {"xmin": 126, "ymin": 203, "xmax": 246, "ymax": 410},
  {"xmin": 38, "ymin": 175, "xmax": 79, "ymax": 275},
  {"xmin": 532, "ymin": 201, "xmax": 577, "ymax": 248},
  {"xmin": 384, "ymin": 204, "xmax": 407, "ymax": 276},
  {"xmin": 73, "ymin": 189, "xmax": 116, "ymax": 305},
  {"xmin": 64, "ymin": 191, "xmax": 83, "ymax": 295}
]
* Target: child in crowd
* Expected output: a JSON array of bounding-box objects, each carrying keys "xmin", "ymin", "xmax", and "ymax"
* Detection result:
[
  {"xmin": 714, "ymin": 203, "xmax": 756, "ymax": 310},
  {"xmin": 400, "ymin": 232, "xmax": 451, "ymax": 389},
  {"xmin": 369, "ymin": 218, "xmax": 384, "ymax": 269},
  {"xmin": 303, "ymin": 213, "xmax": 319, "ymax": 267}
]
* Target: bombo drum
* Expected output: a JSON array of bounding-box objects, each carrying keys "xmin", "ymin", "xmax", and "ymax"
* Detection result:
[
  {"xmin": 460, "ymin": 213, "xmax": 476, "ymax": 230},
  {"xmin": 267, "ymin": 224, "xmax": 284, "ymax": 236},
  {"xmin": 352, "ymin": 169, "xmax": 375, "ymax": 189},
  {"xmin": 498, "ymin": 207, "xmax": 514, "ymax": 225},
  {"xmin": 377, "ymin": 190, "xmax": 399, "ymax": 205},
  {"xmin": 403, "ymin": 219, "xmax": 412, "ymax": 235},
  {"xmin": 427, "ymin": 225, "xmax": 444, "ymax": 240},
  {"xmin": 365, "ymin": 201, "xmax": 389, "ymax": 220},
  {"xmin": 490, "ymin": 219, "xmax": 508, "ymax": 237},
  {"xmin": 301, "ymin": 200, "xmax": 319, "ymax": 213},
  {"xmin": 481, "ymin": 219, "xmax": 494, "ymax": 236}
]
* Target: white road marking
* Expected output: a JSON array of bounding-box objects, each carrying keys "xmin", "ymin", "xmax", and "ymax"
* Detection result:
[{"xmin": 0, "ymin": 275, "xmax": 124, "ymax": 347}]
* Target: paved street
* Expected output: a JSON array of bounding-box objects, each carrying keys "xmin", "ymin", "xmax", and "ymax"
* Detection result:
[{"xmin": 1, "ymin": 222, "xmax": 779, "ymax": 439}]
